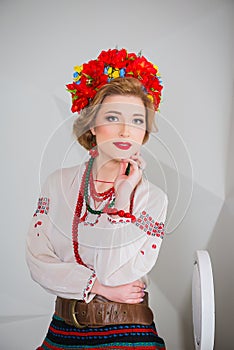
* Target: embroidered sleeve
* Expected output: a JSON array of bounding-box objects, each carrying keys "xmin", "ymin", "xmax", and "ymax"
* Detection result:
[
  {"xmin": 33, "ymin": 197, "xmax": 50, "ymax": 216},
  {"xmin": 26, "ymin": 170, "xmax": 97, "ymax": 302},
  {"xmin": 135, "ymin": 210, "xmax": 165, "ymax": 239}
]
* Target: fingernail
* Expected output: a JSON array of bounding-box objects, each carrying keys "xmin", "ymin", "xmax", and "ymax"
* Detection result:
[{"xmin": 140, "ymin": 298, "xmax": 144, "ymax": 302}]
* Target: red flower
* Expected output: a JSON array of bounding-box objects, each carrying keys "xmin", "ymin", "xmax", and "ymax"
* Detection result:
[
  {"xmin": 98, "ymin": 48, "xmax": 128, "ymax": 69},
  {"xmin": 82, "ymin": 60, "xmax": 104, "ymax": 81},
  {"xmin": 79, "ymin": 84, "xmax": 97, "ymax": 99},
  {"xmin": 112, "ymin": 49, "xmax": 128, "ymax": 68},
  {"xmin": 151, "ymin": 78, "xmax": 163, "ymax": 92},
  {"xmin": 126, "ymin": 56, "xmax": 156, "ymax": 79},
  {"xmin": 66, "ymin": 82, "xmax": 78, "ymax": 93},
  {"xmin": 127, "ymin": 52, "xmax": 137, "ymax": 61},
  {"xmin": 98, "ymin": 49, "xmax": 119, "ymax": 65},
  {"xmin": 71, "ymin": 97, "xmax": 89, "ymax": 113}
]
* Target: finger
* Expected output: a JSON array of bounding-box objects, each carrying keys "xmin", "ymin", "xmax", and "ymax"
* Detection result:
[
  {"xmin": 128, "ymin": 156, "xmax": 144, "ymax": 169},
  {"xmin": 131, "ymin": 291, "xmax": 145, "ymax": 299},
  {"xmin": 130, "ymin": 151, "xmax": 142, "ymax": 160},
  {"xmin": 130, "ymin": 282, "xmax": 145, "ymax": 290},
  {"xmin": 132, "ymin": 280, "xmax": 145, "ymax": 289},
  {"xmin": 118, "ymin": 160, "xmax": 128, "ymax": 176},
  {"xmin": 130, "ymin": 152, "xmax": 141, "ymax": 160},
  {"xmin": 132, "ymin": 286, "xmax": 145, "ymax": 293},
  {"xmin": 117, "ymin": 159, "xmax": 139, "ymax": 177},
  {"xmin": 130, "ymin": 155, "xmax": 146, "ymax": 170},
  {"xmin": 126, "ymin": 159, "xmax": 139, "ymax": 171},
  {"xmin": 125, "ymin": 297, "xmax": 144, "ymax": 304}
]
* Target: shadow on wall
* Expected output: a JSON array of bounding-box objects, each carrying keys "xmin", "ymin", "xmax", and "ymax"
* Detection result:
[
  {"xmin": 208, "ymin": 87, "xmax": 234, "ymax": 350},
  {"xmin": 207, "ymin": 192, "xmax": 234, "ymax": 350}
]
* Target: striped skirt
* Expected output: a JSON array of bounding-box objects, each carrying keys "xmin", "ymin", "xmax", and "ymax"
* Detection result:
[{"xmin": 37, "ymin": 314, "xmax": 166, "ymax": 349}]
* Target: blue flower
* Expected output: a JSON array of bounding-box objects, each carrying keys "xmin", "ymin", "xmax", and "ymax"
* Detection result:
[
  {"xmin": 120, "ymin": 68, "xmax": 126, "ymax": 77},
  {"xmin": 73, "ymin": 72, "xmax": 79, "ymax": 78}
]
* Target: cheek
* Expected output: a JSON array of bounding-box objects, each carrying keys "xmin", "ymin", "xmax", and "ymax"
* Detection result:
[
  {"xmin": 95, "ymin": 125, "xmax": 115, "ymax": 140},
  {"xmin": 133, "ymin": 128, "xmax": 146, "ymax": 143}
]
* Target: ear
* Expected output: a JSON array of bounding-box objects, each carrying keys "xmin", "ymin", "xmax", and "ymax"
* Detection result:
[{"xmin": 90, "ymin": 128, "xmax": 96, "ymax": 136}]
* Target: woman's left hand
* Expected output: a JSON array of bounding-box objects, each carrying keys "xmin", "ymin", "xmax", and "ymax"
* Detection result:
[{"xmin": 114, "ymin": 152, "xmax": 146, "ymax": 210}]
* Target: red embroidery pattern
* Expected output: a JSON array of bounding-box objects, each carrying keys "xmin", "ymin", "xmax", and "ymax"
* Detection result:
[
  {"xmin": 82, "ymin": 271, "xmax": 96, "ymax": 301},
  {"xmin": 34, "ymin": 197, "xmax": 50, "ymax": 216},
  {"xmin": 34, "ymin": 221, "xmax": 42, "ymax": 228},
  {"xmin": 135, "ymin": 210, "xmax": 165, "ymax": 238},
  {"xmin": 107, "ymin": 216, "xmax": 131, "ymax": 224}
]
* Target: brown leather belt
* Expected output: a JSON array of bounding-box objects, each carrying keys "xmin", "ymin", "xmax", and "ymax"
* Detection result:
[{"xmin": 55, "ymin": 293, "xmax": 153, "ymax": 328}]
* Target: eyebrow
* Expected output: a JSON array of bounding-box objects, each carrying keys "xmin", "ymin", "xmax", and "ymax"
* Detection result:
[{"xmin": 104, "ymin": 110, "xmax": 145, "ymax": 117}]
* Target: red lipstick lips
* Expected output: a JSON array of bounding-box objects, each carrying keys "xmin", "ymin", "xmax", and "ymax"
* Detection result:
[{"xmin": 113, "ymin": 142, "xmax": 132, "ymax": 150}]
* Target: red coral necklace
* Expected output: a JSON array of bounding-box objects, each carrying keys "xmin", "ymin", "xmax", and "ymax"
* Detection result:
[{"xmin": 72, "ymin": 156, "xmax": 135, "ymax": 267}]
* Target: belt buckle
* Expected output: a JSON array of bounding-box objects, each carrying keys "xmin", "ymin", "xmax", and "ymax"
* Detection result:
[{"xmin": 70, "ymin": 300, "xmax": 86, "ymax": 328}]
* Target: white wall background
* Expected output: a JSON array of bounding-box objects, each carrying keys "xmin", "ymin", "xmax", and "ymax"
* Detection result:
[{"xmin": 1, "ymin": 0, "xmax": 233, "ymax": 349}]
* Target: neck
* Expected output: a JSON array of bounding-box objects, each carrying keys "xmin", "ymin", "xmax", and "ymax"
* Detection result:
[{"xmin": 92, "ymin": 154, "xmax": 120, "ymax": 183}]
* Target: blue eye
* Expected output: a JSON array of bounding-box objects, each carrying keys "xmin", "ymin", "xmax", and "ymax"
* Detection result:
[
  {"xmin": 106, "ymin": 116, "xmax": 119, "ymax": 122},
  {"xmin": 132, "ymin": 118, "xmax": 145, "ymax": 125}
]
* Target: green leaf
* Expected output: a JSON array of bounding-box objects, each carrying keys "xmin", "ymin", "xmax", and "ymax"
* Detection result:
[
  {"xmin": 72, "ymin": 95, "xmax": 78, "ymax": 101},
  {"xmin": 66, "ymin": 89, "xmax": 77, "ymax": 94}
]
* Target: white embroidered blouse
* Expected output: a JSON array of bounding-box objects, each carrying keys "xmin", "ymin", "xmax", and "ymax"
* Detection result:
[{"xmin": 26, "ymin": 163, "xmax": 168, "ymax": 303}]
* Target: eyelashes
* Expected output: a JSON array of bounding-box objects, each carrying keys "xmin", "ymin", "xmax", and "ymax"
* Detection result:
[
  {"xmin": 105, "ymin": 116, "xmax": 145, "ymax": 125},
  {"xmin": 132, "ymin": 118, "xmax": 145, "ymax": 125},
  {"xmin": 105, "ymin": 116, "xmax": 119, "ymax": 122}
]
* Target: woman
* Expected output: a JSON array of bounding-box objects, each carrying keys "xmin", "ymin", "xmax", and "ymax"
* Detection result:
[{"xmin": 26, "ymin": 48, "xmax": 168, "ymax": 349}]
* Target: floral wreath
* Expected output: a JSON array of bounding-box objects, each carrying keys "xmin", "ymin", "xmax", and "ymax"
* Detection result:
[{"xmin": 66, "ymin": 48, "xmax": 163, "ymax": 113}]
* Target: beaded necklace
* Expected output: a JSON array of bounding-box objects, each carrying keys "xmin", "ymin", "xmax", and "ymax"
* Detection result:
[
  {"xmin": 72, "ymin": 156, "xmax": 135, "ymax": 267},
  {"xmin": 88, "ymin": 170, "xmax": 115, "ymax": 215}
]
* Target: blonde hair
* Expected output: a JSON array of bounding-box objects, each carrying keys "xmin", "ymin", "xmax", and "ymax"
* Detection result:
[{"xmin": 73, "ymin": 77, "xmax": 157, "ymax": 150}]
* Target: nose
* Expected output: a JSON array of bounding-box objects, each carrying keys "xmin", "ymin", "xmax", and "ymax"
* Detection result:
[{"xmin": 119, "ymin": 123, "xmax": 130, "ymax": 138}]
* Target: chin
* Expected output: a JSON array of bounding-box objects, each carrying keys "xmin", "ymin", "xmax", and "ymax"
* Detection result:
[
  {"xmin": 113, "ymin": 150, "xmax": 134, "ymax": 160},
  {"xmin": 98, "ymin": 142, "xmax": 141, "ymax": 161}
]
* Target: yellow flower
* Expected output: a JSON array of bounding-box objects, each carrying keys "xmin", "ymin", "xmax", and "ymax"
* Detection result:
[
  {"xmin": 154, "ymin": 65, "xmax": 161, "ymax": 76},
  {"xmin": 73, "ymin": 76, "xmax": 81, "ymax": 82},
  {"xmin": 74, "ymin": 65, "xmax": 83, "ymax": 73},
  {"xmin": 147, "ymin": 94, "xmax": 154, "ymax": 102},
  {"xmin": 107, "ymin": 67, "xmax": 113, "ymax": 75},
  {"xmin": 112, "ymin": 69, "xmax": 120, "ymax": 79}
]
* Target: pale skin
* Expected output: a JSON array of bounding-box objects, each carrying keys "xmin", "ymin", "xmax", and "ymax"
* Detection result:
[{"xmin": 90, "ymin": 95, "xmax": 147, "ymax": 304}]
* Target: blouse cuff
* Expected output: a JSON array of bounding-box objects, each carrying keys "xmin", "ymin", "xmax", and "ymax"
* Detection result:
[{"xmin": 82, "ymin": 271, "xmax": 97, "ymax": 303}]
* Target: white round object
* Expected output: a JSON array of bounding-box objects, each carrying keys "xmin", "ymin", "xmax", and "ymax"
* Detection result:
[{"xmin": 192, "ymin": 250, "xmax": 215, "ymax": 350}]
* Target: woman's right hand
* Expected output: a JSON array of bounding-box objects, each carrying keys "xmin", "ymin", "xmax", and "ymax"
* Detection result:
[{"xmin": 92, "ymin": 279, "xmax": 145, "ymax": 304}]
